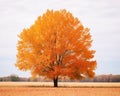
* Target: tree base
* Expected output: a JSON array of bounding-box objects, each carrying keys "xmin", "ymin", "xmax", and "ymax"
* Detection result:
[{"xmin": 53, "ymin": 77, "xmax": 58, "ymax": 87}]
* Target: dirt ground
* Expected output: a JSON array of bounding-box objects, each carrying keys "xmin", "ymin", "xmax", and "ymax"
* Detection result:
[{"xmin": 0, "ymin": 87, "xmax": 120, "ymax": 96}]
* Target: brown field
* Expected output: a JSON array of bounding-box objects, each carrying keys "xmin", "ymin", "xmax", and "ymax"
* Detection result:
[{"xmin": 0, "ymin": 82, "xmax": 120, "ymax": 96}]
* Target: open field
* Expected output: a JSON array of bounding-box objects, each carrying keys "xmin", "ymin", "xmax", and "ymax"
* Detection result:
[
  {"xmin": 0, "ymin": 82, "xmax": 120, "ymax": 87},
  {"xmin": 0, "ymin": 82, "xmax": 120, "ymax": 96},
  {"xmin": 0, "ymin": 87, "xmax": 120, "ymax": 96}
]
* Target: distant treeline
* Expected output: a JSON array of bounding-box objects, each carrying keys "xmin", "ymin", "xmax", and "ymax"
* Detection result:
[
  {"xmin": 81, "ymin": 74, "xmax": 120, "ymax": 82},
  {"xmin": 0, "ymin": 74, "xmax": 120, "ymax": 82}
]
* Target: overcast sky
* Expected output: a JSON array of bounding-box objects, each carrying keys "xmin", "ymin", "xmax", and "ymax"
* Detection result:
[{"xmin": 0, "ymin": 0, "xmax": 120, "ymax": 77}]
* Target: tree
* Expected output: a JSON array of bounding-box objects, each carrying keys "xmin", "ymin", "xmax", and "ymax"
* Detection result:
[
  {"xmin": 16, "ymin": 9, "xmax": 96, "ymax": 87},
  {"xmin": 9, "ymin": 74, "xmax": 19, "ymax": 81}
]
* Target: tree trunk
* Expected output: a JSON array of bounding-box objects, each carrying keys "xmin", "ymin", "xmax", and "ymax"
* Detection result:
[{"xmin": 53, "ymin": 77, "xmax": 58, "ymax": 87}]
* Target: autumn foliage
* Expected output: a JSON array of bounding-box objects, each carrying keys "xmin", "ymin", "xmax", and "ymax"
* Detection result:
[{"xmin": 16, "ymin": 9, "xmax": 96, "ymax": 87}]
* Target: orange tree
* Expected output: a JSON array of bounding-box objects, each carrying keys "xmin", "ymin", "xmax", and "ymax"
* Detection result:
[{"xmin": 16, "ymin": 9, "xmax": 96, "ymax": 87}]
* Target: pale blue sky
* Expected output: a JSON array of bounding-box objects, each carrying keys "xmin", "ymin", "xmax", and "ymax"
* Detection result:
[{"xmin": 0, "ymin": 0, "xmax": 120, "ymax": 77}]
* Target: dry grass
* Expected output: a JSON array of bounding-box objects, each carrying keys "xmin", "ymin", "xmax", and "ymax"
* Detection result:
[
  {"xmin": 0, "ymin": 82, "xmax": 120, "ymax": 87},
  {"xmin": 0, "ymin": 87, "xmax": 120, "ymax": 96},
  {"xmin": 0, "ymin": 82, "xmax": 120, "ymax": 96}
]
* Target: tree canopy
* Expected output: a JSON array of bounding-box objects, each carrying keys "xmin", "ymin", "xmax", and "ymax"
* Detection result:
[{"xmin": 16, "ymin": 9, "xmax": 96, "ymax": 87}]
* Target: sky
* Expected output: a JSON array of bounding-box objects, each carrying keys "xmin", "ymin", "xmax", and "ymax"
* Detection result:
[{"xmin": 0, "ymin": 0, "xmax": 120, "ymax": 77}]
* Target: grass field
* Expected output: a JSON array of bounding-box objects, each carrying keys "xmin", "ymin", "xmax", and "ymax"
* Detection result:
[
  {"xmin": 0, "ymin": 82, "xmax": 120, "ymax": 96},
  {"xmin": 0, "ymin": 82, "xmax": 120, "ymax": 87}
]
